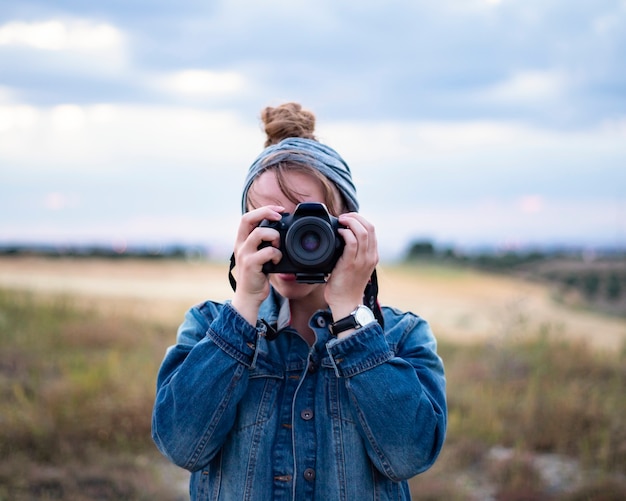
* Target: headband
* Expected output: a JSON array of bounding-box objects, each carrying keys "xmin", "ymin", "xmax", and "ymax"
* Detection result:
[{"xmin": 241, "ymin": 137, "xmax": 359, "ymax": 214}]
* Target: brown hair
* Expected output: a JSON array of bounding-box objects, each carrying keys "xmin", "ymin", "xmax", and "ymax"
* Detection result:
[
  {"xmin": 261, "ymin": 102, "xmax": 317, "ymax": 147},
  {"xmin": 247, "ymin": 103, "xmax": 346, "ymax": 215}
]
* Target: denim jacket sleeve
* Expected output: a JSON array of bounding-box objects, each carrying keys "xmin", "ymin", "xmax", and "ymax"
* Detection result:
[
  {"xmin": 326, "ymin": 307, "xmax": 447, "ymax": 480},
  {"xmin": 151, "ymin": 300, "xmax": 259, "ymax": 471}
]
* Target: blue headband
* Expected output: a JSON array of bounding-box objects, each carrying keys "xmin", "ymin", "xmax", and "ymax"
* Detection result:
[{"xmin": 241, "ymin": 137, "xmax": 359, "ymax": 214}]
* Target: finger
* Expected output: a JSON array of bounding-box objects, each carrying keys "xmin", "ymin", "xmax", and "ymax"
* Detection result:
[
  {"xmin": 248, "ymin": 226, "xmax": 282, "ymax": 253},
  {"xmin": 338, "ymin": 214, "xmax": 378, "ymax": 266},
  {"xmin": 340, "ymin": 213, "xmax": 376, "ymax": 239},
  {"xmin": 256, "ymin": 245, "xmax": 283, "ymax": 267},
  {"xmin": 338, "ymin": 213, "xmax": 370, "ymax": 233},
  {"xmin": 235, "ymin": 205, "xmax": 285, "ymax": 245},
  {"xmin": 339, "ymin": 214, "xmax": 369, "ymax": 255},
  {"xmin": 235, "ymin": 226, "xmax": 282, "ymax": 269}
]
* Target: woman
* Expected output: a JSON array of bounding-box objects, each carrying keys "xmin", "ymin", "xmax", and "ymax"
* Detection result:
[{"xmin": 152, "ymin": 103, "xmax": 447, "ymax": 500}]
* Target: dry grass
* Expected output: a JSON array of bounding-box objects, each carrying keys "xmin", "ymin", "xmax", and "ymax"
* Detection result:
[
  {"xmin": 0, "ymin": 288, "xmax": 185, "ymax": 500},
  {"xmin": 377, "ymin": 263, "xmax": 626, "ymax": 352},
  {"xmin": 3, "ymin": 256, "xmax": 626, "ymax": 352},
  {"xmin": 412, "ymin": 334, "xmax": 626, "ymax": 499},
  {"xmin": 1, "ymin": 257, "xmax": 626, "ymax": 500}
]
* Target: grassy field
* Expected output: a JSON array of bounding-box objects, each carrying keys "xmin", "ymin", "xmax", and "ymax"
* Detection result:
[
  {"xmin": 1, "ymin": 257, "xmax": 625, "ymax": 500},
  {"xmin": 0, "ymin": 287, "xmax": 185, "ymax": 501}
]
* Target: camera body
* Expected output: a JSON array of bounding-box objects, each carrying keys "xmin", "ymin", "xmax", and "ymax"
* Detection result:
[{"xmin": 258, "ymin": 202, "xmax": 345, "ymax": 283}]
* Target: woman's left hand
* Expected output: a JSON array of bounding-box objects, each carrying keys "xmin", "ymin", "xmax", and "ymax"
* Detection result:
[{"xmin": 325, "ymin": 213, "xmax": 379, "ymax": 322}]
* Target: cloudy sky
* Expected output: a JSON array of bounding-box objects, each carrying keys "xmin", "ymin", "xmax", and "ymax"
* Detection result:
[{"xmin": 1, "ymin": 0, "xmax": 625, "ymax": 259}]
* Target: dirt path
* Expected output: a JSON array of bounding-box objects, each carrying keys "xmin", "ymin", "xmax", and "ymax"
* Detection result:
[{"xmin": 1, "ymin": 257, "xmax": 624, "ymax": 352}]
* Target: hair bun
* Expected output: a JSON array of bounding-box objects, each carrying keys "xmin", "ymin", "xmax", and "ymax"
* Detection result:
[{"xmin": 261, "ymin": 102, "xmax": 317, "ymax": 147}]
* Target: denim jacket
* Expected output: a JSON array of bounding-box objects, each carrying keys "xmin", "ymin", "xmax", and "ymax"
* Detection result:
[{"xmin": 152, "ymin": 289, "xmax": 447, "ymax": 500}]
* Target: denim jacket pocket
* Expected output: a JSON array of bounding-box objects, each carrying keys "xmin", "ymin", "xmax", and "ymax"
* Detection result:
[{"xmin": 235, "ymin": 355, "xmax": 284, "ymax": 431}]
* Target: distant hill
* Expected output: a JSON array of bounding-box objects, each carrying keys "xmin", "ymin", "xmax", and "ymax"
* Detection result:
[{"xmin": 0, "ymin": 243, "xmax": 211, "ymax": 260}]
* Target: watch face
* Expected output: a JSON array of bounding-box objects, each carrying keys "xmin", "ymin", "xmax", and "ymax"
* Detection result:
[{"xmin": 354, "ymin": 306, "xmax": 375, "ymax": 327}]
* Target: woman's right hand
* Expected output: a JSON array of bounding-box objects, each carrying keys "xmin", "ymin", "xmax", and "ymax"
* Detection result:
[{"xmin": 231, "ymin": 205, "xmax": 285, "ymax": 326}]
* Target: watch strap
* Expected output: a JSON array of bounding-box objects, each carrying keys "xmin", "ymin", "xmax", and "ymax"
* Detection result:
[
  {"xmin": 330, "ymin": 314, "xmax": 359, "ymax": 336},
  {"xmin": 330, "ymin": 305, "xmax": 376, "ymax": 336}
]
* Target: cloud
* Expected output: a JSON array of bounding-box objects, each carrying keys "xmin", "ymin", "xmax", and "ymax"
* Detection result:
[
  {"xmin": 436, "ymin": 0, "xmax": 506, "ymax": 12},
  {"xmin": 0, "ymin": 18, "xmax": 129, "ymax": 81},
  {"xmin": 319, "ymin": 117, "xmax": 626, "ymax": 227},
  {"xmin": 325, "ymin": 117, "xmax": 626, "ymax": 175},
  {"xmin": 50, "ymin": 104, "xmax": 87, "ymax": 132},
  {"xmin": 3, "ymin": 97, "xmax": 624, "ymax": 204},
  {"xmin": 0, "ymin": 102, "xmax": 262, "ymax": 172},
  {"xmin": 478, "ymin": 70, "xmax": 568, "ymax": 104},
  {"xmin": 371, "ymin": 196, "xmax": 626, "ymax": 257},
  {"xmin": 0, "ymin": 104, "xmax": 40, "ymax": 132},
  {"xmin": 0, "ymin": 85, "xmax": 17, "ymax": 103},
  {"xmin": 43, "ymin": 192, "xmax": 79, "ymax": 211},
  {"xmin": 0, "ymin": 19, "xmax": 124, "ymax": 52},
  {"xmin": 156, "ymin": 69, "xmax": 247, "ymax": 98},
  {"xmin": 0, "ymin": 0, "xmax": 624, "ymax": 251},
  {"xmin": 517, "ymin": 195, "xmax": 544, "ymax": 214}
]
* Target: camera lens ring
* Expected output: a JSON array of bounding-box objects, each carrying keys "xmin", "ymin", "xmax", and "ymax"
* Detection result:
[{"xmin": 285, "ymin": 217, "xmax": 336, "ymax": 268}]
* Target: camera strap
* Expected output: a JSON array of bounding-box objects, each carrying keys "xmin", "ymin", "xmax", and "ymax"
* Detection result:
[
  {"xmin": 228, "ymin": 252, "xmax": 237, "ymax": 292},
  {"xmin": 364, "ymin": 269, "xmax": 385, "ymax": 329},
  {"xmin": 227, "ymin": 252, "xmax": 385, "ymax": 336}
]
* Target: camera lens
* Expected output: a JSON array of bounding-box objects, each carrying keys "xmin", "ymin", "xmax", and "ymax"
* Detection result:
[
  {"xmin": 286, "ymin": 217, "xmax": 336, "ymax": 268},
  {"xmin": 300, "ymin": 231, "xmax": 322, "ymax": 253}
]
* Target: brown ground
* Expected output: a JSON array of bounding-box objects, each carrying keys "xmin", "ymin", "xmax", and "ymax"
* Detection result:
[{"xmin": 1, "ymin": 256, "xmax": 624, "ymax": 352}]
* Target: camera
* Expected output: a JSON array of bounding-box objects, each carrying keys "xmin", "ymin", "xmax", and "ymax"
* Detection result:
[{"xmin": 258, "ymin": 202, "xmax": 345, "ymax": 283}]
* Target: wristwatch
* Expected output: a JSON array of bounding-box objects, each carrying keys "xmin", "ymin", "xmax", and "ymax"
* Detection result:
[{"xmin": 330, "ymin": 305, "xmax": 376, "ymax": 336}]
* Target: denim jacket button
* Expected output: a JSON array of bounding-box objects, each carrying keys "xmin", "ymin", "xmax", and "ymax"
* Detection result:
[
  {"xmin": 301, "ymin": 409, "xmax": 314, "ymax": 420},
  {"xmin": 303, "ymin": 468, "xmax": 316, "ymax": 481}
]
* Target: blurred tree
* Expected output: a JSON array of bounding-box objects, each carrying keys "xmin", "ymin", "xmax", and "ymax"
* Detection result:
[
  {"xmin": 583, "ymin": 273, "xmax": 601, "ymax": 299},
  {"xmin": 606, "ymin": 273, "xmax": 622, "ymax": 300},
  {"xmin": 406, "ymin": 240, "xmax": 435, "ymax": 260}
]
